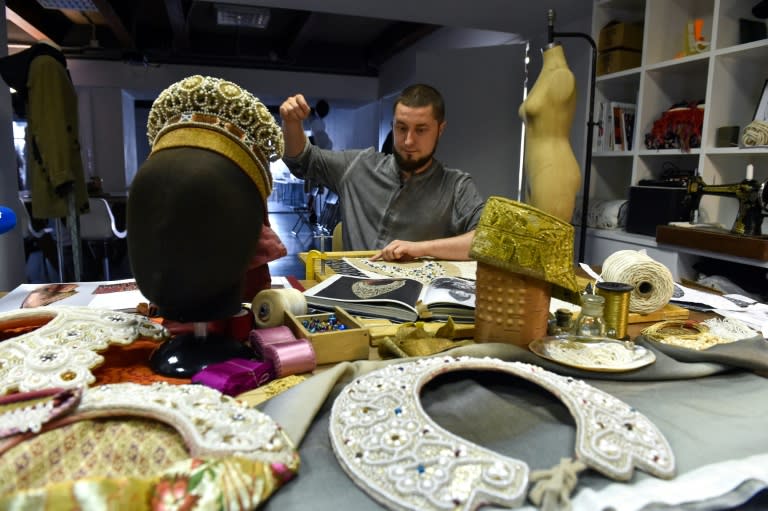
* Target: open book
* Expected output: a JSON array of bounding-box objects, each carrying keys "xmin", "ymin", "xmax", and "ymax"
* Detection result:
[{"xmin": 303, "ymin": 274, "xmax": 476, "ymax": 322}]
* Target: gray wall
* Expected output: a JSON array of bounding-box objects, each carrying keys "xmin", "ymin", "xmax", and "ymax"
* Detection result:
[{"xmin": 0, "ymin": 4, "xmax": 27, "ymax": 291}]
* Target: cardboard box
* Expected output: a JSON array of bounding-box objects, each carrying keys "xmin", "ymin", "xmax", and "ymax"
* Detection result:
[
  {"xmin": 596, "ymin": 49, "xmax": 642, "ymax": 76},
  {"xmin": 598, "ymin": 22, "xmax": 644, "ymax": 52},
  {"xmin": 285, "ymin": 307, "xmax": 370, "ymax": 365}
]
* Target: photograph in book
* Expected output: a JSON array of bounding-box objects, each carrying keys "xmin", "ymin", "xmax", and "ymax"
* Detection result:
[
  {"xmin": 0, "ymin": 279, "xmax": 149, "ymax": 313},
  {"xmin": 303, "ymin": 274, "xmax": 476, "ymax": 322}
]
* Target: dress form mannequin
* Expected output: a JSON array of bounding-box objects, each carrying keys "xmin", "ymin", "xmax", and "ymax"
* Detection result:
[
  {"xmin": 127, "ymin": 75, "xmax": 284, "ymax": 377},
  {"xmin": 518, "ymin": 42, "xmax": 581, "ymax": 223}
]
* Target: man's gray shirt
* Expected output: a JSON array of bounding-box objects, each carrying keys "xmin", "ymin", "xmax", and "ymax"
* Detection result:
[{"xmin": 283, "ymin": 142, "xmax": 485, "ymax": 250}]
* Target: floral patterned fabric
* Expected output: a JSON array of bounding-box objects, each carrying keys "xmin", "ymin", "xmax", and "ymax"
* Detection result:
[{"xmin": 0, "ymin": 384, "xmax": 300, "ymax": 510}]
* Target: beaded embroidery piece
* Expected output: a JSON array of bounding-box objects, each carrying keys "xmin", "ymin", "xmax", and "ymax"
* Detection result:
[
  {"xmin": 0, "ymin": 383, "xmax": 299, "ymax": 510},
  {"xmin": 0, "ymin": 387, "xmax": 82, "ymax": 437},
  {"xmin": 344, "ymin": 258, "xmax": 477, "ymax": 284},
  {"xmin": 329, "ymin": 356, "xmax": 675, "ymax": 511},
  {"xmin": 78, "ymin": 382, "xmax": 296, "ymax": 463},
  {"xmin": 0, "ymin": 306, "xmax": 168, "ymax": 394}
]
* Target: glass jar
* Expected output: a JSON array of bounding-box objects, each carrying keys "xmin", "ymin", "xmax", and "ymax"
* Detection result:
[
  {"xmin": 574, "ymin": 294, "xmax": 606, "ymax": 337},
  {"xmin": 550, "ymin": 308, "xmax": 574, "ymax": 335}
]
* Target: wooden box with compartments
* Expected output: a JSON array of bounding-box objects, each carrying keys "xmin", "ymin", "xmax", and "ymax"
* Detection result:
[{"xmin": 285, "ymin": 306, "xmax": 371, "ymax": 365}]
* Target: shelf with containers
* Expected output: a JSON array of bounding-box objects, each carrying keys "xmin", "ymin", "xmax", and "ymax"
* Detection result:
[{"xmin": 584, "ymin": 0, "xmax": 768, "ymax": 277}]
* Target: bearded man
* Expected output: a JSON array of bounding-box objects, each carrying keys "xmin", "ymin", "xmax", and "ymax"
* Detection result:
[{"xmin": 280, "ymin": 84, "xmax": 484, "ymax": 262}]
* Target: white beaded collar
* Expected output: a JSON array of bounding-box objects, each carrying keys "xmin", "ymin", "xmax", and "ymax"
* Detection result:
[
  {"xmin": 0, "ymin": 306, "xmax": 168, "ymax": 394},
  {"xmin": 78, "ymin": 382, "xmax": 296, "ymax": 463},
  {"xmin": 329, "ymin": 356, "xmax": 675, "ymax": 510}
]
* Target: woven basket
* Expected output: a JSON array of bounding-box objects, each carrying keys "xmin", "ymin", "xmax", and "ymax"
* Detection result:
[{"xmin": 473, "ymin": 262, "xmax": 551, "ymax": 347}]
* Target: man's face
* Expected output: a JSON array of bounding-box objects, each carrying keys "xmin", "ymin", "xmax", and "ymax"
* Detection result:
[{"xmin": 392, "ymin": 103, "xmax": 445, "ymax": 174}]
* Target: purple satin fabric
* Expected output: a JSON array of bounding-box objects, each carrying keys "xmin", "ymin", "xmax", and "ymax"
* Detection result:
[
  {"xmin": 263, "ymin": 339, "xmax": 316, "ymax": 377},
  {"xmin": 248, "ymin": 325, "xmax": 296, "ymax": 356},
  {"xmin": 191, "ymin": 358, "xmax": 274, "ymax": 396}
]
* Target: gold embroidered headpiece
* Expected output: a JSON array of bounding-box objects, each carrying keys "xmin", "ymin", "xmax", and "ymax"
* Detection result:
[
  {"xmin": 469, "ymin": 196, "xmax": 579, "ymax": 292},
  {"xmin": 147, "ymin": 75, "xmax": 284, "ymax": 202}
]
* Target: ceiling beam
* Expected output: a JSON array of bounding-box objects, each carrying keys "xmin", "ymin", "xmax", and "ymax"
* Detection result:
[
  {"xmin": 282, "ymin": 12, "xmax": 317, "ymax": 61},
  {"xmin": 163, "ymin": 0, "xmax": 190, "ymax": 50},
  {"xmin": 5, "ymin": 7, "xmax": 52, "ymax": 42},
  {"xmin": 91, "ymin": 0, "xmax": 135, "ymax": 49}
]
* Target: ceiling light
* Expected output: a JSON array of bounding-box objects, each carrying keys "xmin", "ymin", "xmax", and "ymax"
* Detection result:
[
  {"xmin": 215, "ymin": 4, "xmax": 270, "ymax": 29},
  {"xmin": 36, "ymin": 0, "xmax": 97, "ymax": 11}
]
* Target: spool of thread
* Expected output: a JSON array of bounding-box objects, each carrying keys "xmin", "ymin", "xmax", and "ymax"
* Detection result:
[
  {"xmin": 251, "ymin": 288, "xmax": 307, "ymax": 328},
  {"xmin": 595, "ymin": 281, "xmax": 634, "ymax": 339},
  {"xmin": 263, "ymin": 339, "xmax": 317, "ymax": 377},
  {"xmin": 600, "ymin": 250, "xmax": 674, "ymax": 314}
]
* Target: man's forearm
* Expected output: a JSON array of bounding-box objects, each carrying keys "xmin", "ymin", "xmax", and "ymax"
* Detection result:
[
  {"xmin": 283, "ymin": 120, "xmax": 308, "ymax": 158},
  {"xmin": 419, "ymin": 230, "xmax": 475, "ymax": 260}
]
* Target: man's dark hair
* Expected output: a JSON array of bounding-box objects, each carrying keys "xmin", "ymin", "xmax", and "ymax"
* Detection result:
[{"xmin": 394, "ymin": 84, "xmax": 445, "ymax": 123}]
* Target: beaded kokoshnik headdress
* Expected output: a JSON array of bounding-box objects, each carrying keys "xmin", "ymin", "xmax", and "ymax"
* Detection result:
[{"xmin": 146, "ymin": 75, "xmax": 284, "ymax": 207}]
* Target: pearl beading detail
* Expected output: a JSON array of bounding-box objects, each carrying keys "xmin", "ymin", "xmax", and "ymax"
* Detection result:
[
  {"xmin": 0, "ymin": 306, "xmax": 168, "ymax": 394},
  {"xmin": 147, "ymin": 75, "xmax": 284, "ymax": 170},
  {"xmin": 329, "ymin": 356, "xmax": 675, "ymax": 511},
  {"xmin": 79, "ymin": 382, "xmax": 296, "ymax": 464}
]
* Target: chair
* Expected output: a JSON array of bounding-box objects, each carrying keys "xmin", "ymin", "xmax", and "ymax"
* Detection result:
[
  {"xmin": 291, "ymin": 186, "xmax": 319, "ymax": 237},
  {"xmin": 79, "ymin": 198, "xmax": 126, "ymax": 280},
  {"xmin": 316, "ymin": 191, "xmax": 340, "ymax": 234},
  {"xmin": 16, "ymin": 196, "xmax": 52, "ymax": 241},
  {"xmin": 15, "ymin": 197, "xmax": 60, "ymax": 282},
  {"xmin": 332, "ymin": 222, "xmax": 343, "ymax": 251}
]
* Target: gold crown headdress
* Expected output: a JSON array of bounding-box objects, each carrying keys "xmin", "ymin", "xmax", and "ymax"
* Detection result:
[{"xmin": 146, "ymin": 75, "xmax": 284, "ymax": 202}]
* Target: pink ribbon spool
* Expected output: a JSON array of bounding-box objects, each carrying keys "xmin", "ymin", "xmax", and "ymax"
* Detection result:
[
  {"xmin": 248, "ymin": 325, "xmax": 296, "ymax": 356},
  {"xmin": 262, "ymin": 339, "xmax": 316, "ymax": 377}
]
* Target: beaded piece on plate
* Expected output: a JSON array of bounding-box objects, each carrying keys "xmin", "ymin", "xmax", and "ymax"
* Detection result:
[
  {"xmin": 642, "ymin": 318, "xmax": 758, "ymax": 351},
  {"xmin": 79, "ymin": 382, "xmax": 296, "ymax": 464},
  {"xmin": 0, "ymin": 306, "xmax": 168, "ymax": 394},
  {"xmin": 330, "ymin": 356, "xmax": 675, "ymax": 511}
]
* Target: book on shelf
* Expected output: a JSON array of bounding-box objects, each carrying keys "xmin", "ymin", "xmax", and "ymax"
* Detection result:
[
  {"xmin": 593, "ymin": 100, "xmax": 606, "ymax": 152},
  {"xmin": 302, "ymin": 274, "xmax": 476, "ymax": 322},
  {"xmin": 609, "ymin": 101, "xmax": 636, "ymax": 151}
]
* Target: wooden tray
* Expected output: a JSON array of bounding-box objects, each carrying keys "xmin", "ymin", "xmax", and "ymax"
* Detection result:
[
  {"xmin": 285, "ymin": 306, "xmax": 370, "ymax": 365},
  {"xmin": 656, "ymin": 225, "xmax": 768, "ymax": 261},
  {"xmin": 628, "ymin": 303, "xmax": 689, "ymax": 324}
]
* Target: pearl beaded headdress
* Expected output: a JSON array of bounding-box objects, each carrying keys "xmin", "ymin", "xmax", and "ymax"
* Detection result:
[{"xmin": 146, "ymin": 75, "xmax": 284, "ymax": 202}]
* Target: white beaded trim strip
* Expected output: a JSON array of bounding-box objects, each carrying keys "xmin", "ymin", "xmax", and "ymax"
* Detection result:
[
  {"xmin": 330, "ymin": 356, "xmax": 675, "ymax": 511},
  {"xmin": 79, "ymin": 382, "xmax": 296, "ymax": 464},
  {"xmin": 0, "ymin": 306, "xmax": 168, "ymax": 394}
]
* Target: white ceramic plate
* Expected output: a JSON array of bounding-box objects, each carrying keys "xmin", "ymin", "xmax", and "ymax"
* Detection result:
[{"xmin": 529, "ymin": 335, "xmax": 656, "ymax": 372}]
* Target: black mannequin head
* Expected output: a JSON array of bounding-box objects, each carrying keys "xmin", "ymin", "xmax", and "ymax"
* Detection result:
[
  {"xmin": 127, "ymin": 75, "xmax": 283, "ymax": 325},
  {"xmin": 127, "ymin": 147, "xmax": 265, "ymax": 322}
]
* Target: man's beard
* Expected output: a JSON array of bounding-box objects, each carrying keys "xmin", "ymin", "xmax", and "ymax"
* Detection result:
[{"xmin": 393, "ymin": 143, "xmax": 437, "ymax": 173}]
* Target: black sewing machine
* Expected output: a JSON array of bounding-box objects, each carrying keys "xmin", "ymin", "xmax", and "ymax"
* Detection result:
[{"xmin": 687, "ymin": 168, "xmax": 768, "ymax": 236}]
